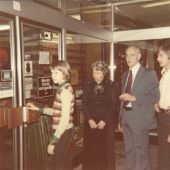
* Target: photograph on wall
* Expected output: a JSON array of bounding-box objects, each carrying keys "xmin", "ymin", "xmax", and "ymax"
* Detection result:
[
  {"xmin": 39, "ymin": 51, "xmax": 50, "ymax": 64},
  {"xmin": 0, "ymin": 70, "xmax": 12, "ymax": 81},
  {"xmin": 24, "ymin": 61, "xmax": 33, "ymax": 77}
]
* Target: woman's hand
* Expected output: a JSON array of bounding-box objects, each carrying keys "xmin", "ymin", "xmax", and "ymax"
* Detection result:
[
  {"xmin": 26, "ymin": 103, "xmax": 39, "ymax": 111},
  {"xmin": 97, "ymin": 120, "xmax": 106, "ymax": 129},
  {"xmin": 88, "ymin": 119, "xmax": 97, "ymax": 129},
  {"xmin": 47, "ymin": 143, "xmax": 55, "ymax": 155}
]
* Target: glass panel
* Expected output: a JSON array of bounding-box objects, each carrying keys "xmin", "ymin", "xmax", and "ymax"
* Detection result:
[
  {"xmin": 33, "ymin": 0, "xmax": 62, "ymax": 11},
  {"xmin": 22, "ymin": 23, "xmax": 60, "ymax": 170},
  {"xmin": 23, "ymin": 24, "xmax": 60, "ymax": 102},
  {"xmin": 0, "ymin": 17, "xmax": 15, "ymax": 170},
  {"xmin": 114, "ymin": 39, "xmax": 165, "ymax": 130},
  {"xmin": 114, "ymin": 1, "xmax": 170, "ymax": 31},
  {"xmin": 114, "ymin": 40, "xmax": 162, "ymax": 90},
  {"xmin": 64, "ymin": 0, "xmax": 112, "ymax": 31},
  {"xmin": 66, "ymin": 31, "xmax": 110, "ymax": 146},
  {"xmin": 30, "ymin": 0, "xmax": 113, "ymax": 31},
  {"xmin": 66, "ymin": 32, "xmax": 110, "ymax": 85},
  {"xmin": 32, "ymin": 0, "xmax": 113, "ymax": 31}
]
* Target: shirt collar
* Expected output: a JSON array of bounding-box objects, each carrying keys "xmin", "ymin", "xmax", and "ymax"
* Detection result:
[
  {"xmin": 161, "ymin": 68, "xmax": 165, "ymax": 75},
  {"xmin": 130, "ymin": 63, "xmax": 140, "ymax": 72},
  {"xmin": 161, "ymin": 67, "xmax": 170, "ymax": 75},
  {"xmin": 57, "ymin": 80, "xmax": 69, "ymax": 89}
]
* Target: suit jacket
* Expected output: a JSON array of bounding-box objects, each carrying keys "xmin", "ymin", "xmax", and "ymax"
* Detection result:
[{"xmin": 120, "ymin": 65, "xmax": 160, "ymax": 130}]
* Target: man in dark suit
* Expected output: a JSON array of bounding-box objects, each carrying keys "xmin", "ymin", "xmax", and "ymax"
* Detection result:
[{"xmin": 119, "ymin": 45, "xmax": 160, "ymax": 170}]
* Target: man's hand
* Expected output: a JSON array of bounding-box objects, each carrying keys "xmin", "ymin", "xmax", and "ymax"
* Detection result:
[
  {"xmin": 118, "ymin": 122, "xmax": 123, "ymax": 133},
  {"xmin": 26, "ymin": 103, "xmax": 39, "ymax": 111},
  {"xmin": 119, "ymin": 93, "xmax": 136, "ymax": 102},
  {"xmin": 88, "ymin": 119, "xmax": 97, "ymax": 129},
  {"xmin": 167, "ymin": 134, "xmax": 170, "ymax": 143},
  {"xmin": 154, "ymin": 103, "xmax": 160, "ymax": 112},
  {"xmin": 97, "ymin": 120, "xmax": 106, "ymax": 129},
  {"xmin": 47, "ymin": 143, "xmax": 55, "ymax": 155},
  {"xmin": 167, "ymin": 106, "xmax": 170, "ymax": 113}
]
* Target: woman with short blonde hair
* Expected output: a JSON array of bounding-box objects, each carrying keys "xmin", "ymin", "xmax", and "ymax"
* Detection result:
[
  {"xmin": 92, "ymin": 60, "xmax": 109, "ymax": 75},
  {"xmin": 82, "ymin": 60, "xmax": 116, "ymax": 170}
]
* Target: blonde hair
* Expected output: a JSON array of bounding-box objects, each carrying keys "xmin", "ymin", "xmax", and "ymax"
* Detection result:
[
  {"xmin": 50, "ymin": 61, "xmax": 71, "ymax": 81},
  {"xmin": 92, "ymin": 60, "xmax": 109, "ymax": 75}
]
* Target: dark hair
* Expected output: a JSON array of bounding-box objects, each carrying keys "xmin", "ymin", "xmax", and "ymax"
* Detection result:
[
  {"xmin": 159, "ymin": 43, "xmax": 170, "ymax": 59},
  {"xmin": 50, "ymin": 61, "xmax": 71, "ymax": 81},
  {"xmin": 92, "ymin": 60, "xmax": 109, "ymax": 75}
]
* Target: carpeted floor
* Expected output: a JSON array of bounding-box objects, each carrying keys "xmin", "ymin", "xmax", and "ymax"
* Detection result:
[
  {"xmin": 0, "ymin": 135, "xmax": 158, "ymax": 170},
  {"xmin": 74, "ymin": 140, "xmax": 158, "ymax": 170},
  {"xmin": 115, "ymin": 140, "xmax": 158, "ymax": 170}
]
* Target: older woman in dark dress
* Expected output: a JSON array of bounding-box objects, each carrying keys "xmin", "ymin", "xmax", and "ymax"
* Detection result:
[{"xmin": 82, "ymin": 60, "xmax": 116, "ymax": 170}]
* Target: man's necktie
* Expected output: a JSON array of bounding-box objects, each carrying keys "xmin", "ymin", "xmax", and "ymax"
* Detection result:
[
  {"xmin": 125, "ymin": 70, "xmax": 132, "ymax": 94},
  {"xmin": 124, "ymin": 70, "xmax": 132, "ymax": 107}
]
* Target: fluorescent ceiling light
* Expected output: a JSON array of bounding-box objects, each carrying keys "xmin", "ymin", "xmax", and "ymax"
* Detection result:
[
  {"xmin": 0, "ymin": 25, "xmax": 10, "ymax": 31},
  {"xmin": 71, "ymin": 14, "xmax": 81, "ymax": 20},
  {"xmin": 142, "ymin": 0, "xmax": 170, "ymax": 8},
  {"xmin": 66, "ymin": 3, "xmax": 111, "ymax": 13},
  {"xmin": 82, "ymin": 9, "xmax": 111, "ymax": 14}
]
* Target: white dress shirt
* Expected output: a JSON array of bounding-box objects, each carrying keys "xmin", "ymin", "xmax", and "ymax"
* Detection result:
[
  {"xmin": 131, "ymin": 63, "xmax": 141, "ymax": 87},
  {"xmin": 159, "ymin": 68, "xmax": 170, "ymax": 109},
  {"xmin": 125, "ymin": 63, "xmax": 140, "ymax": 107}
]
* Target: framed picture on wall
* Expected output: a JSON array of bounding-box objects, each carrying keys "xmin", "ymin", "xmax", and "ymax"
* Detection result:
[{"xmin": 1, "ymin": 70, "xmax": 12, "ymax": 81}]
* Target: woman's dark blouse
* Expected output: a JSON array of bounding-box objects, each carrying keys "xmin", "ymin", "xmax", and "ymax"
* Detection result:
[{"xmin": 82, "ymin": 79, "xmax": 116, "ymax": 124}]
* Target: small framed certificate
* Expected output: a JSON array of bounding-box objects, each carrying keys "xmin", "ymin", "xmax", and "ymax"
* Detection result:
[{"xmin": 1, "ymin": 70, "xmax": 12, "ymax": 81}]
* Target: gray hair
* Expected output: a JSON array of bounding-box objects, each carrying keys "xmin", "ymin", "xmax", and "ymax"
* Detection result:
[
  {"xmin": 92, "ymin": 60, "xmax": 109, "ymax": 75},
  {"xmin": 126, "ymin": 45, "xmax": 141, "ymax": 54}
]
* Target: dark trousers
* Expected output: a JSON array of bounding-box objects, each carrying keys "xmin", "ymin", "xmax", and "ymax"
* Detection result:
[
  {"xmin": 157, "ymin": 113, "xmax": 170, "ymax": 170},
  {"xmin": 47, "ymin": 128, "xmax": 74, "ymax": 170},
  {"xmin": 122, "ymin": 113, "xmax": 151, "ymax": 170}
]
